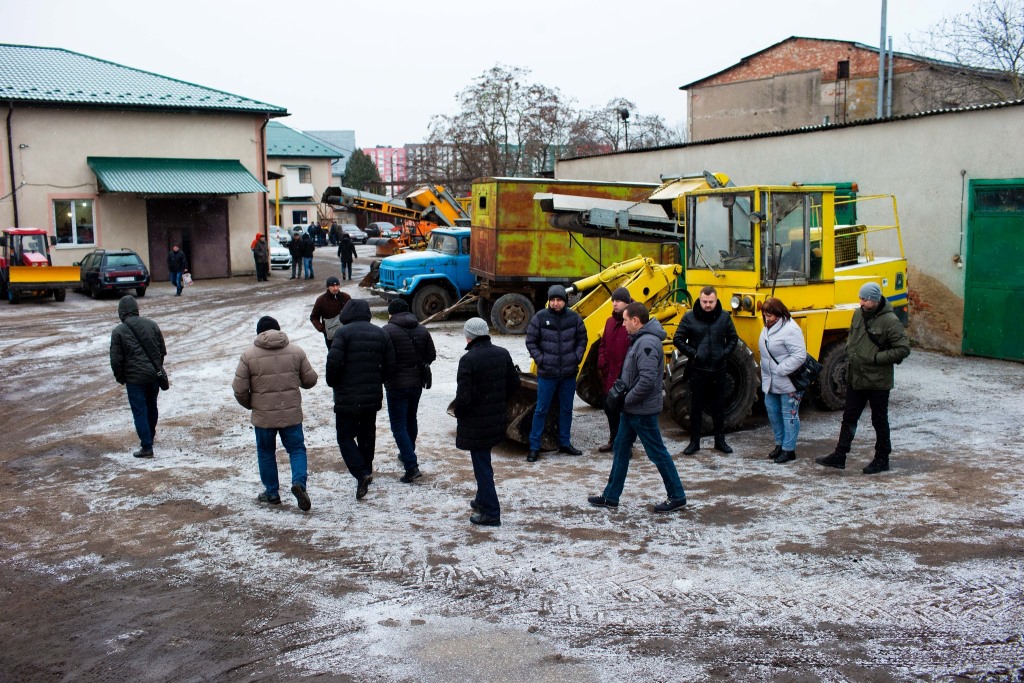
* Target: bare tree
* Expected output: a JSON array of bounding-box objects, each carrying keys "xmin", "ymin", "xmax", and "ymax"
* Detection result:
[
  {"xmin": 580, "ymin": 98, "xmax": 681, "ymax": 153},
  {"xmin": 908, "ymin": 0, "xmax": 1024, "ymax": 101}
]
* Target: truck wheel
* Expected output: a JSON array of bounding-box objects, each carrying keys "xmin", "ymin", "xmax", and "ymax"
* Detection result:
[
  {"xmin": 575, "ymin": 343, "xmax": 604, "ymax": 408},
  {"xmin": 664, "ymin": 340, "xmax": 759, "ymax": 434},
  {"xmin": 53, "ymin": 289, "xmax": 66, "ymax": 302},
  {"xmin": 491, "ymin": 293, "xmax": 534, "ymax": 335},
  {"xmin": 8, "ymin": 290, "xmax": 19, "ymax": 304},
  {"xmin": 135, "ymin": 287, "xmax": 146, "ymax": 297},
  {"xmin": 411, "ymin": 284, "xmax": 451, "ymax": 321},
  {"xmin": 811, "ymin": 339, "xmax": 848, "ymax": 410}
]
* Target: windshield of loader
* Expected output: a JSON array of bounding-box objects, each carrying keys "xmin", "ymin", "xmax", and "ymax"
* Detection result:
[
  {"xmin": 687, "ymin": 192, "xmax": 755, "ymax": 272},
  {"xmin": 761, "ymin": 191, "xmax": 822, "ymax": 284}
]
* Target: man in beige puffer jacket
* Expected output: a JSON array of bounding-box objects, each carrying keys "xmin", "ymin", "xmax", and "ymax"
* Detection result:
[{"xmin": 232, "ymin": 316, "xmax": 318, "ymax": 510}]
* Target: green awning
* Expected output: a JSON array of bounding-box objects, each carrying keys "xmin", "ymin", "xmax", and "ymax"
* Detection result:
[{"xmin": 87, "ymin": 157, "xmax": 268, "ymax": 194}]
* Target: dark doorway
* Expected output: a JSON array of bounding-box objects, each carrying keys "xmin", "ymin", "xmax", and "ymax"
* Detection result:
[{"xmin": 147, "ymin": 198, "xmax": 230, "ymax": 281}]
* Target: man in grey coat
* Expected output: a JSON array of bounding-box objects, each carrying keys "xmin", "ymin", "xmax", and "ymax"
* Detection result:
[
  {"xmin": 589, "ymin": 302, "xmax": 687, "ymax": 513},
  {"xmin": 109, "ymin": 295, "xmax": 166, "ymax": 458}
]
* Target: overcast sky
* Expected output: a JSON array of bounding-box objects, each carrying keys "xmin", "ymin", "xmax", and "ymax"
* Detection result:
[{"xmin": 3, "ymin": 0, "xmax": 977, "ymax": 154}]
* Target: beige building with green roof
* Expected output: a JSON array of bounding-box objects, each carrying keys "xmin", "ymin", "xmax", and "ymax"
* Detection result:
[{"xmin": 0, "ymin": 43, "xmax": 287, "ymax": 281}]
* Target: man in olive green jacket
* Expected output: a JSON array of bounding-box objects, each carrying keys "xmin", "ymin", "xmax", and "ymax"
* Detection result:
[{"xmin": 816, "ymin": 282, "xmax": 911, "ymax": 474}]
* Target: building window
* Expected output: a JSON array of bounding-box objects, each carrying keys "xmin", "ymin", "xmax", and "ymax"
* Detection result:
[
  {"xmin": 292, "ymin": 210, "xmax": 308, "ymax": 225},
  {"xmin": 54, "ymin": 199, "xmax": 95, "ymax": 246},
  {"xmin": 298, "ymin": 167, "xmax": 311, "ymax": 183}
]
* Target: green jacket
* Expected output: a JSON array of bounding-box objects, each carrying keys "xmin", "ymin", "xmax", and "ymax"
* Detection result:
[{"xmin": 846, "ymin": 298, "xmax": 911, "ymax": 391}]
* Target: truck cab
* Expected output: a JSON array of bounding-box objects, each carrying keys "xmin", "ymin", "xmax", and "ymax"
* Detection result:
[{"xmin": 370, "ymin": 227, "xmax": 476, "ymax": 320}]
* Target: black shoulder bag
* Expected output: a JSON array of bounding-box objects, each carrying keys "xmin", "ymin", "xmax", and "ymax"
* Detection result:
[
  {"xmin": 765, "ymin": 333, "xmax": 820, "ymax": 393},
  {"xmin": 125, "ymin": 320, "xmax": 170, "ymax": 391},
  {"xmin": 400, "ymin": 327, "xmax": 432, "ymax": 389}
]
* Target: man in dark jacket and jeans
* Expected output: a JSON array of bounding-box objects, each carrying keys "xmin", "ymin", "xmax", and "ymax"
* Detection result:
[
  {"xmin": 310, "ymin": 277, "xmax": 351, "ymax": 349},
  {"xmin": 383, "ymin": 298, "xmax": 436, "ymax": 483},
  {"xmin": 673, "ymin": 285, "xmax": 739, "ymax": 455},
  {"xmin": 109, "ymin": 295, "xmax": 166, "ymax": 458},
  {"xmin": 589, "ymin": 302, "xmax": 687, "ymax": 513},
  {"xmin": 326, "ymin": 299, "xmax": 396, "ymax": 499},
  {"xmin": 167, "ymin": 245, "xmax": 188, "ymax": 296},
  {"xmin": 454, "ymin": 317, "xmax": 521, "ymax": 526},
  {"xmin": 816, "ymin": 282, "xmax": 911, "ymax": 474},
  {"xmin": 525, "ymin": 284, "xmax": 588, "ymax": 462}
]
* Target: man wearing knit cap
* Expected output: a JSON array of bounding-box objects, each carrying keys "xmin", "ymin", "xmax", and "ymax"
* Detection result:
[
  {"xmin": 524, "ymin": 284, "xmax": 588, "ymax": 462},
  {"xmin": 109, "ymin": 295, "xmax": 167, "ymax": 458},
  {"xmin": 454, "ymin": 317, "xmax": 521, "ymax": 526},
  {"xmin": 596, "ymin": 287, "xmax": 633, "ymax": 452},
  {"xmin": 232, "ymin": 316, "xmax": 318, "ymax": 509},
  {"xmin": 383, "ymin": 297, "xmax": 436, "ymax": 483},
  {"xmin": 816, "ymin": 281, "xmax": 910, "ymax": 475},
  {"xmin": 310, "ymin": 276, "xmax": 351, "ymax": 349}
]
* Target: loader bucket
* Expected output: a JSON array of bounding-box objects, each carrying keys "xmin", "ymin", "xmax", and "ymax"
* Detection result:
[
  {"xmin": 359, "ymin": 260, "xmax": 380, "ymax": 288},
  {"xmin": 374, "ymin": 239, "xmax": 402, "ymax": 257},
  {"xmin": 9, "ymin": 265, "xmax": 79, "ymax": 284},
  {"xmin": 505, "ymin": 372, "xmax": 561, "ymax": 450}
]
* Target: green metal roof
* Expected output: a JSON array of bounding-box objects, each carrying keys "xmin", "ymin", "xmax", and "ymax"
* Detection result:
[
  {"xmin": 87, "ymin": 157, "xmax": 268, "ymax": 194},
  {"xmin": 0, "ymin": 43, "xmax": 286, "ymax": 115},
  {"xmin": 266, "ymin": 121, "xmax": 345, "ymax": 157}
]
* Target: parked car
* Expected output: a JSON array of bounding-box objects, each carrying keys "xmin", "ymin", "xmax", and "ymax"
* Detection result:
[
  {"xmin": 341, "ymin": 224, "xmax": 368, "ymax": 244},
  {"xmin": 75, "ymin": 248, "xmax": 151, "ymax": 299},
  {"xmin": 365, "ymin": 222, "xmax": 395, "ymax": 238},
  {"xmin": 268, "ymin": 238, "xmax": 292, "ymax": 270},
  {"xmin": 268, "ymin": 225, "xmax": 291, "ymax": 246}
]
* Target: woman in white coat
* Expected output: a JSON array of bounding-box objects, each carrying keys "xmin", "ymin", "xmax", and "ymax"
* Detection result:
[{"xmin": 758, "ymin": 297, "xmax": 807, "ymax": 464}]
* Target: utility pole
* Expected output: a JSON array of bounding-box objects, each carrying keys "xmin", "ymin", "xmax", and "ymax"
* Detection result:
[{"xmin": 877, "ymin": 0, "xmax": 887, "ymax": 119}]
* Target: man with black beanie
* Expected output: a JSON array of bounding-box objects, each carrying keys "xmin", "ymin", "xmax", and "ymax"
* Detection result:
[
  {"xmin": 310, "ymin": 277, "xmax": 351, "ymax": 349},
  {"xmin": 382, "ymin": 298, "xmax": 436, "ymax": 483}
]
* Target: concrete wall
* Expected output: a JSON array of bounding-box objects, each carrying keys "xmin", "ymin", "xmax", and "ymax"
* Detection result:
[
  {"xmin": 556, "ymin": 103, "xmax": 1024, "ymax": 353},
  {"xmin": 0, "ymin": 106, "xmax": 268, "ymax": 275}
]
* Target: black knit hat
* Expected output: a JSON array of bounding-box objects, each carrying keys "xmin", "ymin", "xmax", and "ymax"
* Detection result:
[
  {"xmin": 256, "ymin": 316, "xmax": 280, "ymax": 334},
  {"xmin": 326, "ymin": 276, "xmax": 341, "ymax": 287},
  {"xmin": 388, "ymin": 298, "xmax": 410, "ymax": 314},
  {"xmin": 611, "ymin": 287, "xmax": 632, "ymax": 304}
]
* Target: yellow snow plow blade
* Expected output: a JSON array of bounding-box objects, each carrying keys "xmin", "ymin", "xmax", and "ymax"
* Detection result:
[{"xmin": 9, "ymin": 266, "xmax": 80, "ymax": 284}]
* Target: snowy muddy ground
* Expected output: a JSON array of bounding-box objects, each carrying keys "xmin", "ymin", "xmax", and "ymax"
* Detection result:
[{"xmin": 1, "ymin": 248, "xmax": 1022, "ymax": 682}]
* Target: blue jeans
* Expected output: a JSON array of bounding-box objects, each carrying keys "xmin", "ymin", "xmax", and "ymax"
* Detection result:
[
  {"xmin": 255, "ymin": 424, "xmax": 308, "ymax": 496},
  {"xmin": 303, "ymin": 257, "xmax": 313, "ymax": 279},
  {"xmin": 602, "ymin": 413, "xmax": 686, "ymax": 504},
  {"xmin": 529, "ymin": 376, "xmax": 577, "ymax": 450},
  {"xmin": 470, "ymin": 448, "xmax": 500, "ymax": 518},
  {"xmin": 169, "ymin": 271, "xmax": 183, "ymax": 295},
  {"xmin": 386, "ymin": 386, "xmax": 422, "ymax": 471},
  {"xmin": 764, "ymin": 391, "xmax": 802, "ymax": 451},
  {"xmin": 125, "ymin": 382, "xmax": 159, "ymax": 449}
]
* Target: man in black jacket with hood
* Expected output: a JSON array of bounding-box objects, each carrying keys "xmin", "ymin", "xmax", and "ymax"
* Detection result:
[
  {"xmin": 382, "ymin": 298, "xmax": 436, "ymax": 483},
  {"xmin": 673, "ymin": 285, "xmax": 738, "ymax": 455},
  {"xmin": 109, "ymin": 295, "xmax": 167, "ymax": 458},
  {"xmin": 326, "ymin": 299, "xmax": 396, "ymax": 499}
]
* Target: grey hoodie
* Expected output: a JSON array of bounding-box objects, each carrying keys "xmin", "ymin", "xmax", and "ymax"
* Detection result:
[{"xmin": 619, "ymin": 318, "xmax": 667, "ymax": 416}]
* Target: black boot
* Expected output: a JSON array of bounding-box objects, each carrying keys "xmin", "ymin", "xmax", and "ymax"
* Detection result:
[
  {"xmin": 767, "ymin": 445, "xmax": 782, "ymax": 460},
  {"xmin": 863, "ymin": 455, "xmax": 890, "ymax": 474},
  {"xmin": 774, "ymin": 450, "xmax": 796, "ymax": 464},
  {"xmin": 714, "ymin": 437, "xmax": 733, "ymax": 454},
  {"xmin": 815, "ymin": 451, "xmax": 846, "ymax": 470},
  {"xmin": 682, "ymin": 440, "xmax": 700, "ymax": 455}
]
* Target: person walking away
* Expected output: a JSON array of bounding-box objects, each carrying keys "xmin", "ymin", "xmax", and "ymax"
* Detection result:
[
  {"xmin": 673, "ymin": 285, "xmax": 738, "ymax": 455},
  {"xmin": 310, "ymin": 277, "xmax": 351, "ymax": 349},
  {"xmin": 329, "ymin": 223, "xmax": 340, "ymax": 247},
  {"xmin": 167, "ymin": 244, "xmax": 188, "ymax": 296},
  {"xmin": 337, "ymin": 233, "xmax": 357, "ymax": 281},
  {"xmin": 524, "ymin": 284, "xmax": 588, "ymax": 462},
  {"xmin": 758, "ymin": 297, "xmax": 807, "ymax": 464},
  {"xmin": 289, "ymin": 235, "xmax": 303, "ymax": 280},
  {"xmin": 596, "ymin": 287, "xmax": 632, "ymax": 452},
  {"xmin": 301, "ymin": 231, "xmax": 316, "ymax": 280},
  {"xmin": 454, "ymin": 317, "xmax": 521, "ymax": 527},
  {"xmin": 253, "ymin": 234, "xmax": 270, "ymax": 282},
  {"xmin": 326, "ymin": 299, "xmax": 396, "ymax": 499},
  {"xmin": 109, "ymin": 295, "xmax": 166, "ymax": 458},
  {"xmin": 588, "ymin": 302, "xmax": 687, "ymax": 513},
  {"xmin": 232, "ymin": 316, "xmax": 318, "ymax": 509},
  {"xmin": 816, "ymin": 282, "xmax": 910, "ymax": 474},
  {"xmin": 382, "ymin": 298, "xmax": 436, "ymax": 483}
]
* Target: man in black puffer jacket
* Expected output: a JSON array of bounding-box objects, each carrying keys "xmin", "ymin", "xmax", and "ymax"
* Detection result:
[
  {"xmin": 524, "ymin": 284, "xmax": 588, "ymax": 462},
  {"xmin": 454, "ymin": 317, "xmax": 521, "ymax": 526},
  {"xmin": 109, "ymin": 295, "xmax": 167, "ymax": 458},
  {"xmin": 382, "ymin": 298, "xmax": 436, "ymax": 483},
  {"xmin": 673, "ymin": 285, "xmax": 738, "ymax": 455},
  {"xmin": 326, "ymin": 299, "xmax": 396, "ymax": 500}
]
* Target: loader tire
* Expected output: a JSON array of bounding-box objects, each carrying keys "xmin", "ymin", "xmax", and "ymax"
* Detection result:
[
  {"xmin": 811, "ymin": 339, "xmax": 848, "ymax": 410},
  {"xmin": 575, "ymin": 343, "xmax": 604, "ymax": 408},
  {"xmin": 411, "ymin": 284, "xmax": 451, "ymax": 321},
  {"xmin": 491, "ymin": 293, "xmax": 534, "ymax": 335},
  {"xmin": 664, "ymin": 340, "xmax": 759, "ymax": 434},
  {"xmin": 53, "ymin": 289, "xmax": 66, "ymax": 302}
]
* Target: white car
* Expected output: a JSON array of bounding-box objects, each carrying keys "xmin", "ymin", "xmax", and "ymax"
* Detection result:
[
  {"xmin": 268, "ymin": 225, "xmax": 292, "ymax": 246},
  {"xmin": 268, "ymin": 238, "xmax": 292, "ymax": 270}
]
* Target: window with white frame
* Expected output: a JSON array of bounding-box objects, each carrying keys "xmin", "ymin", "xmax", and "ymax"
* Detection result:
[
  {"xmin": 298, "ymin": 167, "xmax": 311, "ymax": 183},
  {"xmin": 54, "ymin": 199, "xmax": 96, "ymax": 246}
]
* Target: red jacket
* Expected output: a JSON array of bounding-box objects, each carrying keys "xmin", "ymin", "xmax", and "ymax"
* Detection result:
[{"xmin": 597, "ymin": 312, "xmax": 630, "ymax": 393}]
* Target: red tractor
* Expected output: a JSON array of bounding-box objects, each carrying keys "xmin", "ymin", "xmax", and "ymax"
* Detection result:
[{"xmin": 0, "ymin": 228, "xmax": 79, "ymax": 304}]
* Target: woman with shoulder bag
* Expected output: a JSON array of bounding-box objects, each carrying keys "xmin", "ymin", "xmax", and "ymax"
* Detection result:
[{"xmin": 758, "ymin": 297, "xmax": 807, "ymax": 464}]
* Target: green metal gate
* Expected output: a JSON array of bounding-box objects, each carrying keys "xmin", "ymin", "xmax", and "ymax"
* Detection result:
[{"xmin": 963, "ymin": 179, "xmax": 1024, "ymax": 361}]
